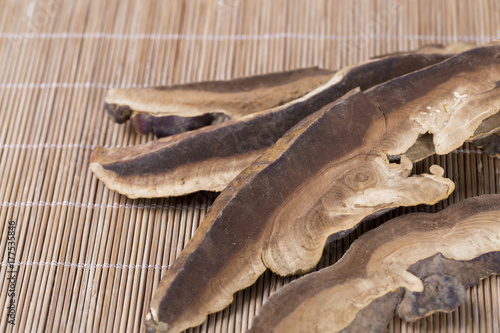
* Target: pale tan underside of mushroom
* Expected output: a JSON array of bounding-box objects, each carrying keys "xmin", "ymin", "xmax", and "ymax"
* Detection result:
[
  {"xmin": 105, "ymin": 68, "xmax": 334, "ymax": 118},
  {"xmin": 90, "ymin": 148, "xmax": 265, "ymax": 198},
  {"xmin": 406, "ymin": 110, "xmax": 500, "ymax": 162},
  {"xmin": 270, "ymin": 208, "xmax": 500, "ymax": 332},
  {"xmin": 261, "ymin": 154, "xmax": 453, "ymax": 275}
]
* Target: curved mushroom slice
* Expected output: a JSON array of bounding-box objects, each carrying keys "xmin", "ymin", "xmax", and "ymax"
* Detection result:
[
  {"xmin": 407, "ymin": 109, "xmax": 500, "ymax": 162},
  {"xmin": 144, "ymin": 98, "xmax": 453, "ymax": 332},
  {"xmin": 91, "ymin": 53, "xmax": 451, "ymax": 198},
  {"xmin": 109, "ymin": 44, "xmax": 472, "ymax": 138},
  {"xmin": 105, "ymin": 67, "xmax": 334, "ymax": 136},
  {"xmin": 412, "ymin": 42, "xmax": 476, "ymax": 54},
  {"xmin": 371, "ymin": 42, "xmax": 475, "ymax": 59},
  {"xmin": 249, "ymin": 195, "xmax": 500, "ymax": 333},
  {"xmin": 144, "ymin": 43, "xmax": 500, "ymax": 333},
  {"xmin": 471, "ymin": 110, "xmax": 500, "ymax": 140}
]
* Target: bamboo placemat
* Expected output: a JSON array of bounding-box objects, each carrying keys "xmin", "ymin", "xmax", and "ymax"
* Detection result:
[{"xmin": 1, "ymin": 0, "xmax": 500, "ymax": 332}]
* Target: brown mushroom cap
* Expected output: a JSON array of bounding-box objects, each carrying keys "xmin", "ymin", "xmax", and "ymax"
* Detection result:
[
  {"xmin": 91, "ymin": 52, "xmax": 451, "ymax": 198},
  {"xmin": 145, "ymin": 43, "xmax": 500, "ymax": 333},
  {"xmin": 249, "ymin": 195, "xmax": 500, "ymax": 333},
  {"xmin": 105, "ymin": 67, "xmax": 334, "ymax": 136}
]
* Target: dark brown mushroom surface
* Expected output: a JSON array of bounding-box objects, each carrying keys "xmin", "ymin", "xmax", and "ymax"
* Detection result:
[
  {"xmin": 145, "ymin": 43, "xmax": 500, "ymax": 333},
  {"xmin": 105, "ymin": 67, "xmax": 334, "ymax": 136},
  {"xmin": 108, "ymin": 42, "xmax": 475, "ymax": 138},
  {"xmin": 91, "ymin": 52, "xmax": 451, "ymax": 198},
  {"xmin": 249, "ymin": 194, "xmax": 500, "ymax": 333}
]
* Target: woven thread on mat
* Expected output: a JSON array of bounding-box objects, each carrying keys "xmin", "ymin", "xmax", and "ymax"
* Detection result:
[
  {"xmin": 0, "ymin": 82, "xmax": 149, "ymax": 89},
  {"xmin": 1, "ymin": 32, "xmax": 498, "ymax": 41},
  {"xmin": 0, "ymin": 142, "xmax": 486, "ymax": 155},
  {"xmin": 1, "ymin": 201, "xmax": 208, "ymax": 210},
  {"xmin": 1, "ymin": 261, "xmax": 170, "ymax": 270}
]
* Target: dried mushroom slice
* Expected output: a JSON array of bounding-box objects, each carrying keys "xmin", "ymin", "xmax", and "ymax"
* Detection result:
[
  {"xmin": 145, "ymin": 43, "xmax": 500, "ymax": 333},
  {"xmin": 369, "ymin": 42, "xmax": 475, "ymax": 59},
  {"xmin": 109, "ymin": 43, "xmax": 472, "ymax": 138},
  {"xmin": 105, "ymin": 67, "xmax": 334, "ymax": 137},
  {"xmin": 471, "ymin": 110, "xmax": 500, "ymax": 140},
  {"xmin": 91, "ymin": 53, "xmax": 451, "ymax": 198},
  {"xmin": 411, "ymin": 42, "xmax": 476, "ymax": 54},
  {"xmin": 406, "ymin": 110, "xmax": 500, "ymax": 162},
  {"xmin": 249, "ymin": 195, "xmax": 500, "ymax": 333}
]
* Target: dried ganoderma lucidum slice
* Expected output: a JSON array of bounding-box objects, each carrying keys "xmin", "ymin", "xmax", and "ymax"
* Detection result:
[
  {"xmin": 105, "ymin": 67, "xmax": 335, "ymax": 136},
  {"xmin": 145, "ymin": 43, "xmax": 500, "ymax": 333},
  {"xmin": 250, "ymin": 195, "xmax": 500, "ymax": 333},
  {"xmin": 91, "ymin": 53, "xmax": 451, "ymax": 198}
]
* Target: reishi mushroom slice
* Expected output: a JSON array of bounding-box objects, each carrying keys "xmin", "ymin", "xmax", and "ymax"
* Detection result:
[
  {"xmin": 406, "ymin": 110, "xmax": 500, "ymax": 162},
  {"xmin": 145, "ymin": 90, "xmax": 455, "ymax": 333},
  {"xmin": 249, "ymin": 194, "xmax": 500, "ymax": 333},
  {"xmin": 91, "ymin": 52, "xmax": 451, "ymax": 198},
  {"xmin": 145, "ymin": 43, "xmax": 500, "ymax": 333},
  {"xmin": 108, "ymin": 43, "xmax": 474, "ymax": 139},
  {"xmin": 105, "ymin": 67, "xmax": 335, "ymax": 137}
]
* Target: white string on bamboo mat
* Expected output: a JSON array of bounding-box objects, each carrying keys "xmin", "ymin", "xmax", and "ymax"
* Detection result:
[
  {"xmin": 0, "ymin": 143, "xmax": 149, "ymax": 149},
  {"xmin": 1, "ymin": 32, "xmax": 497, "ymax": 42},
  {"xmin": 1, "ymin": 260, "xmax": 170, "ymax": 270},
  {"xmin": 0, "ymin": 82, "xmax": 149, "ymax": 89},
  {"xmin": 1, "ymin": 201, "xmax": 209, "ymax": 210},
  {"xmin": 0, "ymin": 143, "xmax": 486, "ymax": 156}
]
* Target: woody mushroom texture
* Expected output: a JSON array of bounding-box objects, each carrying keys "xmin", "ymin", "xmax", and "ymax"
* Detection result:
[
  {"xmin": 249, "ymin": 195, "xmax": 500, "ymax": 333},
  {"xmin": 90, "ymin": 50, "xmax": 454, "ymax": 198},
  {"xmin": 104, "ymin": 67, "xmax": 335, "ymax": 137},
  {"xmin": 89, "ymin": 42, "xmax": 500, "ymax": 332}
]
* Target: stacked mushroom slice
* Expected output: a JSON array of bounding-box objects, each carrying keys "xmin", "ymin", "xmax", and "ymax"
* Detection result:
[
  {"xmin": 90, "ymin": 51, "xmax": 453, "ymax": 198},
  {"xmin": 116, "ymin": 43, "xmax": 500, "ymax": 333},
  {"xmin": 249, "ymin": 195, "xmax": 500, "ymax": 333},
  {"xmin": 88, "ymin": 41, "xmax": 500, "ymax": 332},
  {"xmin": 104, "ymin": 67, "xmax": 335, "ymax": 137}
]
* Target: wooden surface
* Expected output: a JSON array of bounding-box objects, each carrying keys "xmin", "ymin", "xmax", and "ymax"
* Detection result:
[{"xmin": 0, "ymin": 0, "xmax": 499, "ymax": 332}]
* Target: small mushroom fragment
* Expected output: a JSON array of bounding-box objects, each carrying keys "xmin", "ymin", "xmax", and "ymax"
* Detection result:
[
  {"xmin": 91, "ymin": 53, "xmax": 451, "ymax": 198},
  {"xmin": 473, "ymin": 132, "xmax": 500, "ymax": 158},
  {"xmin": 105, "ymin": 67, "xmax": 335, "ymax": 137},
  {"xmin": 249, "ymin": 195, "xmax": 500, "ymax": 333},
  {"xmin": 145, "ymin": 43, "xmax": 500, "ymax": 333},
  {"xmin": 405, "ymin": 133, "xmax": 436, "ymax": 162}
]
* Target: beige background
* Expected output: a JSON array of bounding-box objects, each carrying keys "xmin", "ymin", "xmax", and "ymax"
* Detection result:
[{"xmin": 1, "ymin": 0, "xmax": 500, "ymax": 332}]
